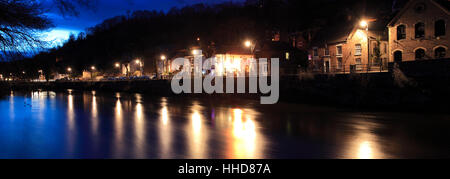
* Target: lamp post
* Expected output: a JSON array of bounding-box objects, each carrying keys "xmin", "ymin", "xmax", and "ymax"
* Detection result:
[
  {"xmin": 135, "ymin": 59, "xmax": 143, "ymax": 76},
  {"xmin": 90, "ymin": 66, "xmax": 96, "ymax": 80},
  {"xmin": 115, "ymin": 62, "xmax": 121, "ymax": 76},
  {"xmin": 67, "ymin": 67, "xmax": 72, "ymax": 79},
  {"xmin": 161, "ymin": 55, "xmax": 166, "ymax": 79},
  {"xmin": 244, "ymin": 40, "xmax": 256, "ymax": 54}
]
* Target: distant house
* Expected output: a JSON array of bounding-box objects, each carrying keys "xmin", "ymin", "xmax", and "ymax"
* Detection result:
[
  {"xmin": 258, "ymin": 41, "xmax": 304, "ymax": 76},
  {"xmin": 214, "ymin": 46, "xmax": 255, "ymax": 76},
  {"xmin": 388, "ymin": 0, "xmax": 449, "ymax": 62},
  {"xmin": 309, "ymin": 22, "xmax": 389, "ymax": 73}
]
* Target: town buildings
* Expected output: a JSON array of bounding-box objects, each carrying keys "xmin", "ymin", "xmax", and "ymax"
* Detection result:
[
  {"xmin": 388, "ymin": 0, "xmax": 449, "ymax": 62},
  {"xmin": 309, "ymin": 0, "xmax": 449, "ymax": 74}
]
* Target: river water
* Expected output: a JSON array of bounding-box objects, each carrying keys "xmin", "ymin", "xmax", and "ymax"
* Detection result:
[{"xmin": 0, "ymin": 90, "xmax": 449, "ymax": 159}]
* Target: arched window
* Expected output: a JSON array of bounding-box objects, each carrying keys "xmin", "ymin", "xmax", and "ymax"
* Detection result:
[
  {"xmin": 397, "ymin": 25, "xmax": 406, "ymax": 40},
  {"xmin": 415, "ymin": 22, "xmax": 425, "ymax": 38},
  {"xmin": 394, "ymin": 51, "xmax": 402, "ymax": 62},
  {"xmin": 435, "ymin": 47, "xmax": 446, "ymax": 59},
  {"xmin": 415, "ymin": 48, "xmax": 426, "ymax": 60},
  {"xmin": 435, "ymin": 19, "xmax": 446, "ymax": 37}
]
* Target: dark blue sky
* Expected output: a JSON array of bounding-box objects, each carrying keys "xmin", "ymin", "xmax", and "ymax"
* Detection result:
[{"xmin": 44, "ymin": 0, "xmax": 243, "ymax": 46}]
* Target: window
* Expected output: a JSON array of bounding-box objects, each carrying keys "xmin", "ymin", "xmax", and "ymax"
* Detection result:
[
  {"xmin": 435, "ymin": 19, "xmax": 446, "ymax": 37},
  {"xmin": 337, "ymin": 57, "xmax": 343, "ymax": 69},
  {"xmin": 415, "ymin": 48, "xmax": 426, "ymax": 60},
  {"xmin": 394, "ymin": 51, "xmax": 402, "ymax": 62},
  {"xmin": 415, "ymin": 22, "xmax": 425, "ymax": 38},
  {"xmin": 285, "ymin": 52, "xmax": 290, "ymax": 60},
  {"xmin": 325, "ymin": 48, "xmax": 330, "ymax": 56},
  {"xmin": 355, "ymin": 44, "xmax": 362, "ymax": 56},
  {"xmin": 435, "ymin": 47, "xmax": 446, "ymax": 59},
  {"xmin": 313, "ymin": 48, "xmax": 318, "ymax": 56},
  {"xmin": 336, "ymin": 46, "xmax": 342, "ymax": 56},
  {"xmin": 397, "ymin": 25, "xmax": 406, "ymax": 40},
  {"xmin": 355, "ymin": 58, "xmax": 362, "ymax": 71}
]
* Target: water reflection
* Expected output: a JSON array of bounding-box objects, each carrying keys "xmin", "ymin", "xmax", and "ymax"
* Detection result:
[
  {"xmin": 186, "ymin": 102, "xmax": 209, "ymax": 159},
  {"xmin": 134, "ymin": 94, "xmax": 146, "ymax": 158},
  {"xmin": 114, "ymin": 95, "xmax": 124, "ymax": 157},
  {"xmin": 341, "ymin": 117, "xmax": 387, "ymax": 159},
  {"xmin": 91, "ymin": 91, "xmax": 98, "ymax": 135},
  {"xmin": 228, "ymin": 109, "xmax": 264, "ymax": 159},
  {"xmin": 158, "ymin": 98, "xmax": 172, "ymax": 158},
  {"xmin": 1, "ymin": 91, "xmax": 449, "ymax": 159}
]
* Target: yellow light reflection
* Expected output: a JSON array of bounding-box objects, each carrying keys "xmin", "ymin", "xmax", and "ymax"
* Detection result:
[
  {"xmin": 114, "ymin": 98, "xmax": 124, "ymax": 157},
  {"xmin": 186, "ymin": 102, "xmax": 208, "ymax": 159},
  {"xmin": 68, "ymin": 94, "xmax": 75, "ymax": 130},
  {"xmin": 343, "ymin": 119, "xmax": 387, "ymax": 159},
  {"xmin": 161, "ymin": 106, "xmax": 169, "ymax": 126},
  {"xmin": 91, "ymin": 95, "xmax": 98, "ymax": 135},
  {"xmin": 229, "ymin": 109, "xmax": 259, "ymax": 159},
  {"xmin": 158, "ymin": 99, "xmax": 172, "ymax": 158},
  {"xmin": 192, "ymin": 112, "xmax": 202, "ymax": 133},
  {"xmin": 358, "ymin": 141, "xmax": 373, "ymax": 159},
  {"xmin": 134, "ymin": 102, "xmax": 146, "ymax": 157}
]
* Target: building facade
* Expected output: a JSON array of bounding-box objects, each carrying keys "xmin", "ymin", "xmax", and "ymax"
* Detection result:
[
  {"xmin": 388, "ymin": 0, "xmax": 449, "ymax": 62},
  {"xmin": 310, "ymin": 25, "xmax": 389, "ymax": 73}
]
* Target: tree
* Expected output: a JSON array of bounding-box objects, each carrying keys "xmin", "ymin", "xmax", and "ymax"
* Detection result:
[{"xmin": 0, "ymin": 0, "xmax": 97, "ymax": 60}]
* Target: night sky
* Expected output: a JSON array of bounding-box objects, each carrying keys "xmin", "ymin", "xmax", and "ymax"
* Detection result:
[{"xmin": 44, "ymin": 0, "xmax": 244, "ymax": 46}]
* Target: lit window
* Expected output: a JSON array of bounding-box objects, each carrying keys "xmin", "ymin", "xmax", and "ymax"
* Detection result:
[
  {"xmin": 355, "ymin": 44, "xmax": 362, "ymax": 56},
  {"xmin": 435, "ymin": 20, "xmax": 446, "ymax": 37},
  {"xmin": 285, "ymin": 52, "xmax": 290, "ymax": 60}
]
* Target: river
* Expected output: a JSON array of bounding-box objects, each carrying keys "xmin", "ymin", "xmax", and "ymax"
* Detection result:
[{"xmin": 0, "ymin": 90, "xmax": 449, "ymax": 159}]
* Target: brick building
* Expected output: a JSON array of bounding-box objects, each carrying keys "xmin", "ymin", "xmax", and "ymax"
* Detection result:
[
  {"xmin": 388, "ymin": 0, "xmax": 449, "ymax": 62},
  {"xmin": 309, "ymin": 22, "xmax": 389, "ymax": 73}
]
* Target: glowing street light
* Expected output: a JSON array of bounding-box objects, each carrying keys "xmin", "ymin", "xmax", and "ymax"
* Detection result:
[
  {"xmin": 115, "ymin": 63, "xmax": 120, "ymax": 68},
  {"xmin": 192, "ymin": 49, "xmax": 200, "ymax": 55},
  {"xmin": 135, "ymin": 59, "xmax": 141, "ymax": 65},
  {"xmin": 360, "ymin": 20, "xmax": 368, "ymax": 28},
  {"xmin": 67, "ymin": 67, "xmax": 72, "ymax": 72},
  {"xmin": 91, "ymin": 66, "xmax": 96, "ymax": 70},
  {"xmin": 244, "ymin": 40, "xmax": 252, "ymax": 48},
  {"xmin": 161, "ymin": 55, "xmax": 166, "ymax": 60}
]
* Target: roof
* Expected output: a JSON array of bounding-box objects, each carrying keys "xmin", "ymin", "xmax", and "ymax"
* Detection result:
[
  {"xmin": 215, "ymin": 45, "xmax": 253, "ymax": 55},
  {"xmin": 310, "ymin": 19, "xmax": 388, "ymax": 47},
  {"xmin": 388, "ymin": 0, "xmax": 450, "ymax": 27}
]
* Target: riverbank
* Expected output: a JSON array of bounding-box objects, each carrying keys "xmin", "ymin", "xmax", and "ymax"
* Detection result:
[{"xmin": 2, "ymin": 72, "xmax": 449, "ymax": 113}]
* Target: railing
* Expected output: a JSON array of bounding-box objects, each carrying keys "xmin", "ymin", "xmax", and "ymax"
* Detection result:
[{"xmin": 310, "ymin": 62, "xmax": 389, "ymax": 74}]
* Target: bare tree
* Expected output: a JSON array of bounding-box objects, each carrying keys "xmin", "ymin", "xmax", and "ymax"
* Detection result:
[{"xmin": 0, "ymin": 0, "xmax": 98, "ymax": 60}]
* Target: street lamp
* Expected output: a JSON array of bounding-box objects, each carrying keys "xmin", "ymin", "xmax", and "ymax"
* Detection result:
[
  {"xmin": 67, "ymin": 67, "xmax": 72, "ymax": 72},
  {"xmin": 192, "ymin": 50, "xmax": 200, "ymax": 55},
  {"xmin": 135, "ymin": 59, "xmax": 143, "ymax": 76},
  {"xmin": 244, "ymin": 40, "xmax": 252, "ymax": 48},
  {"xmin": 360, "ymin": 20, "xmax": 368, "ymax": 29},
  {"xmin": 91, "ymin": 66, "xmax": 96, "ymax": 70},
  {"xmin": 244, "ymin": 40, "xmax": 256, "ymax": 54},
  {"xmin": 115, "ymin": 63, "xmax": 120, "ymax": 68}
]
